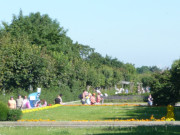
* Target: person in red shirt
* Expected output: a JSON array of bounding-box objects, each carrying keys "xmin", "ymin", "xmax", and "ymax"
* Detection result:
[
  {"xmin": 97, "ymin": 92, "xmax": 102, "ymax": 104},
  {"xmin": 90, "ymin": 93, "xmax": 96, "ymax": 105}
]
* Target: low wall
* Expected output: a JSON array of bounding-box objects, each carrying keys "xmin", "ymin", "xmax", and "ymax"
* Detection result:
[{"xmin": 103, "ymin": 95, "xmax": 148, "ymax": 103}]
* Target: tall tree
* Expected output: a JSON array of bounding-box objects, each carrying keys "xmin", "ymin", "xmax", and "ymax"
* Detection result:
[
  {"xmin": 0, "ymin": 34, "xmax": 56, "ymax": 91},
  {"xmin": 171, "ymin": 59, "xmax": 180, "ymax": 102},
  {"xmin": 2, "ymin": 10, "xmax": 66, "ymax": 47},
  {"xmin": 150, "ymin": 70, "xmax": 176, "ymax": 105}
]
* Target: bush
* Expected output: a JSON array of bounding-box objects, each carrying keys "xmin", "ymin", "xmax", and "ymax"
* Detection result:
[
  {"xmin": 41, "ymin": 86, "xmax": 80, "ymax": 104},
  {"xmin": 150, "ymin": 70, "xmax": 175, "ymax": 106},
  {"xmin": 0, "ymin": 102, "xmax": 9, "ymax": 121},
  {"xmin": 7, "ymin": 109, "xmax": 22, "ymax": 121}
]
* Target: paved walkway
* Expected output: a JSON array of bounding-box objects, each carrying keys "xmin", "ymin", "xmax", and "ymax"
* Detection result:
[{"xmin": 0, "ymin": 121, "xmax": 180, "ymax": 127}]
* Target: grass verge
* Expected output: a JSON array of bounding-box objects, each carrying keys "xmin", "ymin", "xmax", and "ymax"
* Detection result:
[
  {"xmin": 22, "ymin": 105, "xmax": 180, "ymax": 121},
  {"xmin": 0, "ymin": 126, "xmax": 179, "ymax": 135}
]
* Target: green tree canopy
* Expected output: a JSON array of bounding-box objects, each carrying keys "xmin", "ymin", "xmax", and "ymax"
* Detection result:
[
  {"xmin": 171, "ymin": 59, "xmax": 180, "ymax": 102},
  {"xmin": 2, "ymin": 11, "xmax": 66, "ymax": 47},
  {"xmin": 0, "ymin": 34, "xmax": 56, "ymax": 91}
]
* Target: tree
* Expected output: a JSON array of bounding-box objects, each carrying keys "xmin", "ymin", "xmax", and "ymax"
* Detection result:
[
  {"xmin": 171, "ymin": 59, "xmax": 180, "ymax": 102},
  {"xmin": 0, "ymin": 34, "xmax": 56, "ymax": 91},
  {"xmin": 2, "ymin": 10, "xmax": 66, "ymax": 47},
  {"xmin": 150, "ymin": 66, "xmax": 161, "ymax": 73},
  {"xmin": 86, "ymin": 52, "xmax": 104, "ymax": 67},
  {"xmin": 136, "ymin": 66, "xmax": 151, "ymax": 74},
  {"xmin": 123, "ymin": 63, "xmax": 136, "ymax": 81},
  {"xmin": 0, "ymin": 10, "xmax": 140, "ymax": 101},
  {"xmin": 150, "ymin": 70, "xmax": 175, "ymax": 105},
  {"xmin": 139, "ymin": 74, "xmax": 154, "ymax": 87},
  {"xmin": 136, "ymin": 66, "xmax": 161, "ymax": 74},
  {"xmin": 101, "ymin": 66, "xmax": 114, "ymax": 88}
]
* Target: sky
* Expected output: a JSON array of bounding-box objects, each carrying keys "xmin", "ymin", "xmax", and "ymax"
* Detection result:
[{"xmin": 0, "ymin": 0, "xmax": 180, "ymax": 68}]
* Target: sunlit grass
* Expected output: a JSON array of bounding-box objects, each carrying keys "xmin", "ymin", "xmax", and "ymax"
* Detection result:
[{"xmin": 22, "ymin": 105, "xmax": 180, "ymax": 121}]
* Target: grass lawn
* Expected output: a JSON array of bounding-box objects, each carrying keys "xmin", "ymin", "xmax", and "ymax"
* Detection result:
[
  {"xmin": 0, "ymin": 126, "xmax": 180, "ymax": 135},
  {"xmin": 22, "ymin": 105, "xmax": 180, "ymax": 121}
]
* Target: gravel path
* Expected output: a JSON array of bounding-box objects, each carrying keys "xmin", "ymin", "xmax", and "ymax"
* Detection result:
[{"xmin": 0, "ymin": 121, "xmax": 180, "ymax": 127}]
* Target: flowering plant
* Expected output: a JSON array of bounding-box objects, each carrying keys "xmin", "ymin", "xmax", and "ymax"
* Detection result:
[
  {"xmin": 22, "ymin": 104, "xmax": 61, "ymax": 113},
  {"xmin": 166, "ymin": 105, "xmax": 175, "ymax": 120},
  {"xmin": 18, "ymin": 119, "xmax": 55, "ymax": 122}
]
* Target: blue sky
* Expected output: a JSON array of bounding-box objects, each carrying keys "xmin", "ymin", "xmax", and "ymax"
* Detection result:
[{"xmin": 0, "ymin": 0, "xmax": 180, "ymax": 68}]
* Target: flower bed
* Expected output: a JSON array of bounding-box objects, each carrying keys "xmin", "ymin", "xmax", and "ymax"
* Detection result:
[
  {"xmin": 18, "ymin": 119, "xmax": 55, "ymax": 122},
  {"xmin": 22, "ymin": 104, "xmax": 61, "ymax": 114},
  {"xmin": 71, "ymin": 115, "xmax": 175, "ymax": 122}
]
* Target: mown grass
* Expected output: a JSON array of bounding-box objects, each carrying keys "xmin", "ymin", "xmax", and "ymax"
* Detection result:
[
  {"xmin": 0, "ymin": 126, "xmax": 179, "ymax": 135},
  {"xmin": 22, "ymin": 106, "xmax": 180, "ymax": 121}
]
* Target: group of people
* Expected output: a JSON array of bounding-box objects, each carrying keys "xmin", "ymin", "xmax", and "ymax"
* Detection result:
[
  {"xmin": 8, "ymin": 93, "xmax": 63, "ymax": 110},
  {"xmin": 8, "ymin": 95, "xmax": 47, "ymax": 109},
  {"xmin": 35, "ymin": 99, "xmax": 47, "ymax": 107},
  {"xmin": 8, "ymin": 92, "xmax": 153, "ymax": 109},
  {"xmin": 8, "ymin": 95, "xmax": 30, "ymax": 109},
  {"xmin": 81, "ymin": 90, "xmax": 103, "ymax": 105}
]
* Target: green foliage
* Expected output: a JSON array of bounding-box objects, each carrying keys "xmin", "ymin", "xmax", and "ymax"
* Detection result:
[
  {"xmin": 0, "ymin": 102, "xmax": 9, "ymax": 121},
  {"xmin": 101, "ymin": 66, "xmax": 114, "ymax": 87},
  {"xmin": 7, "ymin": 109, "xmax": 22, "ymax": 121},
  {"xmin": 137, "ymin": 66, "xmax": 151, "ymax": 74},
  {"xmin": 123, "ymin": 63, "xmax": 136, "ymax": 81},
  {"xmin": 2, "ymin": 10, "xmax": 66, "ymax": 47},
  {"xmin": 136, "ymin": 66, "xmax": 161, "ymax": 74},
  {"xmin": 0, "ymin": 34, "xmax": 56, "ymax": 91},
  {"xmin": 171, "ymin": 59, "xmax": 180, "ymax": 102},
  {"xmin": 149, "ymin": 59, "xmax": 180, "ymax": 106},
  {"xmin": 139, "ymin": 74, "xmax": 154, "ymax": 87},
  {"xmin": 150, "ymin": 70, "xmax": 175, "ymax": 105},
  {"xmin": 0, "ymin": 10, "xmax": 153, "ymax": 102},
  {"xmin": 86, "ymin": 52, "xmax": 104, "ymax": 67}
]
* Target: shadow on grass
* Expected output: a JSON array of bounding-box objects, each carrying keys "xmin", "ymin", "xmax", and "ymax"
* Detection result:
[
  {"xmin": 91, "ymin": 126, "xmax": 180, "ymax": 135},
  {"xmin": 102, "ymin": 106, "xmax": 180, "ymax": 120}
]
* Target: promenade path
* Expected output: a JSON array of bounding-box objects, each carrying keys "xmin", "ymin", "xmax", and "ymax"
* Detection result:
[{"xmin": 0, "ymin": 121, "xmax": 180, "ymax": 127}]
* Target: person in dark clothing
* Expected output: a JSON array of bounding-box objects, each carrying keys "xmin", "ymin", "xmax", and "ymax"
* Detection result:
[
  {"xmin": 54, "ymin": 94, "xmax": 63, "ymax": 104},
  {"xmin": 54, "ymin": 94, "xmax": 61, "ymax": 104}
]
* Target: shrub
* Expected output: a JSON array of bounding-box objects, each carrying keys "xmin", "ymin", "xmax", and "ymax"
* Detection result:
[
  {"xmin": 7, "ymin": 109, "xmax": 22, "ymax": 121},
  {"xmin": 150, "ymin": 70, "xmax": 175, "ymax": 106},
  {"xmin": 0, "ymin": 102, "xmax": 9, "ymax": 121}
]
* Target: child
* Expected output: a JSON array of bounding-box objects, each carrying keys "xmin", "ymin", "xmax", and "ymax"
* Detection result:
[{"xmin": 86, "ymin": 93, "xmax": 91, "ymax": 105}]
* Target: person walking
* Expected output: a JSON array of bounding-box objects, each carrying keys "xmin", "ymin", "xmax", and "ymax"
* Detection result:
[{"xmin": 148, "ymin": 94, "xmax": 153, "ymax": 106}]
